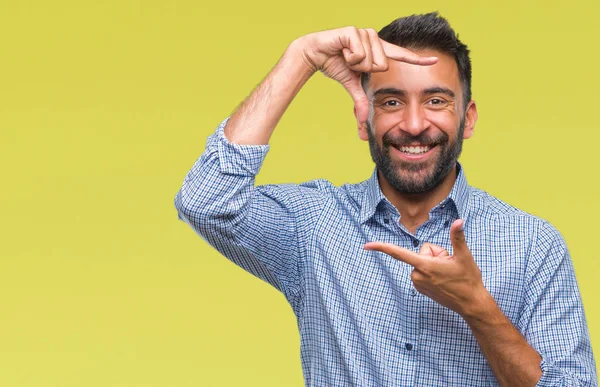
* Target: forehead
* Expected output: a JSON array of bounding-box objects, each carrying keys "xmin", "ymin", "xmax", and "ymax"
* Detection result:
[{"xmin": 367, "ymin": 49, "xmax": 461, "ymax": 97}]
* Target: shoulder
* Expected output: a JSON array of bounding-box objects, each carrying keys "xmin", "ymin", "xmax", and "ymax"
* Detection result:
[
  {"xmin": 468, "ymin": 187, "xmax": 564, "ymax": 245},
  {"xmin": 468, "ymin": 188, "xmax": 569, "ymax": 279}
]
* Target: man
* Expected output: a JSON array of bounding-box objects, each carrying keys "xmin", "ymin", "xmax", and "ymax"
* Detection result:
[{"xmin": 174, "ymin": 12, "xmax": 596, "ymax": 386}]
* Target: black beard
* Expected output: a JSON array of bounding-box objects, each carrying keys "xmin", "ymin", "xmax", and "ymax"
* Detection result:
[{"xmin": 367, "ymin": 118, "xmax": 465, "ymax": 194}]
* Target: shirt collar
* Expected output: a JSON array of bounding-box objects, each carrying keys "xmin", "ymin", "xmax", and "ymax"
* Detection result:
[
  {"xmin": 358, "ymin": 163, "xmax": 471, "ymax": 224},
  {"xmin": 443, "ymin": 163, "xmax": 470, "ymax": 221},
  {"xmin": 358, "ymin": 169, "xmax": 387, "ymax": 224}
]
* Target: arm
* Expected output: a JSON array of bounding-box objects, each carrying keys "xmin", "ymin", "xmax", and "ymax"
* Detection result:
[
  {"xmin": 461, "ymin": 288, "xmax": 543, "ymax": 386},
  {"xmin": 516, "ymin": 223, "xmax": 597, "ymax": 386},
  {"xmin": 223, "ymin": 39, "xmax": 314, "ymax": 146},
  {"xmin": 174, "ymin": 120, "xmax": 308, "ymax": 299},
  {"xmin": 224, "ymin": 27, "xmax": 436, "ymax": 146},
  {"xmin": 463, "ymin": 222, "xmax": 597, "ymax": 386},
  {"xmin": 175, "ymin": 28, "xmax": 436, "ymax": 297},
  {"xmin": 365, "ymin": 220, "xmax": 597, "ymax": 386}
]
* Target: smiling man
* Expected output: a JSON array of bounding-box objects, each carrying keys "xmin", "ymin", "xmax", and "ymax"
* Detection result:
[{"xmin": 174, "ymin": 12, "xmax": 597, "ymax": 386}]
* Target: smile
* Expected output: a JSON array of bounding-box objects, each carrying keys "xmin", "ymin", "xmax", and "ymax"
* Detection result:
[
  {"xmin": 399, "ymin": 145, "xmax": 431, "ymax": 154},
  {"xmin": 390, "ymin": 143, "xmax": 438, "ymax": 161}
]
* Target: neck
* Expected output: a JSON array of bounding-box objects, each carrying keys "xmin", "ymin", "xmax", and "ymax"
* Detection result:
[{"xmin": 378, "ymin": 165, "xmax": 458, "ymax": 234}]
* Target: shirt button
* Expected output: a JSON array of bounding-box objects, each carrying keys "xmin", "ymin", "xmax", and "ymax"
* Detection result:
[
  {"xmin": 412, "ymin": 239, "xmax": 419, "ymax": 247},
  {"xmin": 405, "ymin": 343, "xmax": 413, "ymax": 351},
  {"xmin": 383, "ymin": 218, "xmax": 389, "ymax": 224},
  {"xmin": 444, "ymin": 220, "xmax": 450, "ymax": 227},
  {"xmin": 410, "ymin": 288, "xmax": 417, "ymax": 297}
]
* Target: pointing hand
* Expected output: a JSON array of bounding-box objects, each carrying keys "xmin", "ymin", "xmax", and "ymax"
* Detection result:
[{"xmin": 364, "ymin": 219, "xmax": 490, "ymax": 318}]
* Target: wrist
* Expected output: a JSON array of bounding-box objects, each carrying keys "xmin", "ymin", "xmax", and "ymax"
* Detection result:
[
  {"xmin": 286, "ymin": 36, "xmax": 320, "ymax": 76},
  {"xmin": 224, "ymin": 39, "xmax": 316, "ymax": 146},
  {"xmin": 460, "ymin": 286, "xmax": 498, "ymax": 322}
]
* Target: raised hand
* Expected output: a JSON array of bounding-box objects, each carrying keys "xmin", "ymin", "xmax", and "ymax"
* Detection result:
[
  {"xmin": 364, "ymin": 219, "xmax": 490, "ymax": 318},
  {"xmin": 294, "ymin": 27, "xmax": 438, "ymax": 124}
]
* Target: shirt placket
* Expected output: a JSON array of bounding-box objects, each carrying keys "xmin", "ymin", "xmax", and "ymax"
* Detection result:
[{"xmin": 381, "ymin": 208, "xmax": 422, "ymax": 385}]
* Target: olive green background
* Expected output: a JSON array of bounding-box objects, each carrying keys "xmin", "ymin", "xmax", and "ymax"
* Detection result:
[{"xmin": 1, "ymin": 0, "xmax": 598, "ymax": 385}]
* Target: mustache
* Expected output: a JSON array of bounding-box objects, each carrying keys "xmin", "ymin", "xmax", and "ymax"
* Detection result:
[{"xmin": 382, "ymin": 131, "xmax": 449, "ymax": 148}]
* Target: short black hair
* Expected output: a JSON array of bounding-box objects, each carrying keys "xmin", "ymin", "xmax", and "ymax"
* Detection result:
[{"xmin": 361, "ymin": 12, "xmax": 472, "ymax": 109}]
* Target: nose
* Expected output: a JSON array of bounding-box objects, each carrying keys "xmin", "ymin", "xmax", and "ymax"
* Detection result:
[{"xmin": 398, "ymin": 103, "xmax": 429, "ymax": 136}]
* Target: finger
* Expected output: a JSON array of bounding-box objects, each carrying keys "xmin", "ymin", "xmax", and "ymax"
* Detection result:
[
  {"xmin": 411, "ymin": 269, "xmax": 426, "ymax": 283},
  {"xmin": 366, "ymin": 28, "xmax": 388, "ymax": 72},
  {"xmin": 419, "ymin": 243, "xmax": 435, "ymax": 256},
  {"xmin": 347, "ymin": 29, "xmax": 373, "ymax": 72},
  {"xmin": 419, "ymin": 242, "xmax": 450, "ymax": 258},
  {"xmin": 341, "ymin": 75, "xmax": 369, "ymax": 124},
  {"xmin": 354, "ymin": 99, "xmax": 369, "ymax": 125},
  {"xmin": 341, "ymin": 27, "xmax": 366, "ymax": 66},
  {"xmin": 450, "ymin": 219, "xmax": 469, "ymax": 256},
  {"xmin": 364, "ymin": 242, "xmax": 425, "ymax": 268},
  {"xmin": 380, "ymin": 40, "xmax": 438, "ymax": 65},
  {"xmin": 431, "ymin": 244, "xmax": 450, "ymax": 257}
]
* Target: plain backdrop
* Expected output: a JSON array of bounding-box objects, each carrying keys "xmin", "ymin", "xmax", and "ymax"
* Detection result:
[{"xmin": 1, "ymin": 0, "xmax": 598, "ymax": 386}]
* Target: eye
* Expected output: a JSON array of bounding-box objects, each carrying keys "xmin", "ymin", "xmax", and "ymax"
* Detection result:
[
  {"xmin": 427, "ymin": 98, "xmax": 447, "ymax": 106},
  {"xmin": 383, "ymin": 100, "xmax": 401, "ymax": 107}
]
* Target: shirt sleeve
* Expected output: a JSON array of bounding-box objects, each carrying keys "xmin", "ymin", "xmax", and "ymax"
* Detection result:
[
  {"xmin": 517, "ymin": 222, "xmax": 598, "ymax": 386},
  {"xmin": 173, "ymin": 118, "xmax": 321, "ymax": 307}
]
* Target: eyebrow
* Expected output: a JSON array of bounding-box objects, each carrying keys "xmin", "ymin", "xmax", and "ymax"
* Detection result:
[
  {"xmin": 371, "ymin": 86, "xmax": 456, "ymax": 99},
  {"xmin": 372, "ymin": 88, "xmax": 406, "ymax": 98},
  {"xmin": 423, "ymin": 87, "xmax": 455, "ymax": 98}
]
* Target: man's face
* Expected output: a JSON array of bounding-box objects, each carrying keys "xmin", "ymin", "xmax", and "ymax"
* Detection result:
[{"xmin": 359, "ymin": 49, "xmax": 476, "ymax": 194}]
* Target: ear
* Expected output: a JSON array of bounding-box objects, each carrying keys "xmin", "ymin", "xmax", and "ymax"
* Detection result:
[
  {"xmin": 462, "ymin": 100, "xmax": 478, "ymax": 139},
  {"xmin": 355, "ymin": 106, "xmax": 369, "ymax": 141}
]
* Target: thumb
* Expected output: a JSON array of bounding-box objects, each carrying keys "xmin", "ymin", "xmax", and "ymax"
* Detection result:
[
  {"xmin": 450, "ymin": 219, "xmax": 469, "ymax": 256},
  {"xmin": 341, "ymin": 74, "xmax": 368, "ymax": 124}
]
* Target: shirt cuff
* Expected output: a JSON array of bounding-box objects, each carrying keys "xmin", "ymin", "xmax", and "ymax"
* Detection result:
[
  {"xmin": 535, "ymin": 358, "xmax": 564, "ymax": 386},
  {"xmin": 214, "ymin": 117, "xmax": 270, "ymax": 176}
]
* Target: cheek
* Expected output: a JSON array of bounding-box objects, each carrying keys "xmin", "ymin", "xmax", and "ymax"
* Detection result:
[
  {"xmin": 424, "ymin": 110, "xmax": 459, "ymax": 132},
  {"xmin": 372, "ymin": 111, "xmax": 401, "ymax": 132}
]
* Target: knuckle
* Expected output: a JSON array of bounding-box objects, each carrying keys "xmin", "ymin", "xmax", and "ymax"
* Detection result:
[
  {"xmin": 410, "ymin": 270, "xmax": 419, "ymax": 282},
  {"xmin": 352, "ymin": 63, "xmax": 370, "ymax": 73},
  {"xmin": 378, "ymin": 61, "xmax": 389, "ymax": 71},
  {"xmin": 411, "ymin": 269, "xmax": 426, "ymax": 283},
  {"xmin": 353, "ymin": 51, "xmax": 367, "ymax": 61},
  {"xmin": 365, "ymin": 28, "xmax": 378, "ymax": 37},
  {"xmin": 345, "ymin": 26, "xmax": 359, "ymax": 35}
]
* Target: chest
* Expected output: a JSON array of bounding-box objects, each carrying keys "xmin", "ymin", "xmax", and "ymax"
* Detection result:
[{"xmin": 302, "ymin": 205, "xmax": 530, "ymax": 333}]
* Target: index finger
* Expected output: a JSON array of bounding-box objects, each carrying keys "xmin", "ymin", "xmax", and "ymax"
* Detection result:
[
  {"xmin": 380, "ymin": 40, "xmax": 438, "ymax": 65},
  {"xmin": 364, "ymin": 242, "xmax": 426, "ymax": 268}
]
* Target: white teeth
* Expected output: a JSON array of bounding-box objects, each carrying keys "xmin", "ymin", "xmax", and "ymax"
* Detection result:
[{"xmin": 400, "ymin": 145, "xmax": 431, "ymax": 154}]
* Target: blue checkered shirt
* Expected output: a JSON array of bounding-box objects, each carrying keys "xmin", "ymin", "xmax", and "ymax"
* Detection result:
[{"xmin": 174, "ymin": 119, "xmax": 597, "ymax": 386}]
